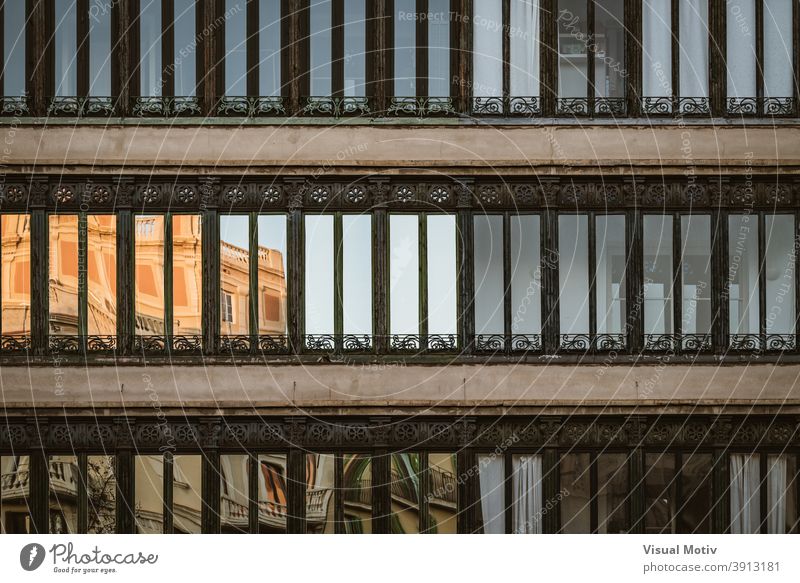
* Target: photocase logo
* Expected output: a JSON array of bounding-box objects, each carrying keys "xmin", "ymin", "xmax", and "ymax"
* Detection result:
[{"xmin": 20, "ymin": 543, "xmax": 46, "ymax": 571}]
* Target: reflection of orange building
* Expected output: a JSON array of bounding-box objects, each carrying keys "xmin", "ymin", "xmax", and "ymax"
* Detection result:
[
  {"xmin": 1, "ymin": 215, "xmax": 31, "ymax": 335},
  {"xmin": 1, "ymin": 215, "xmax": 286, "ymax": 338}
]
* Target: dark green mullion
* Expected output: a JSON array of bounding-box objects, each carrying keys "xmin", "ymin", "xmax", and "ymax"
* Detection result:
[
  {"xmin": 164, "ymin": 214, "xmax": 173, "ymax": 342},
  {"xmin": 502, "ymin": 213, "xmax": 512, "ymax": 352},
  {"xmin": 758, "ymin": 212, "xmax": 767, "ymax": 344},
  {"xmin": 628, "ymin": 447, "xmax": 645, "ymax": 533},
  {"xmin": 248, "ymin": 454, "xmax": 258, "ymax": 533},
  {"xmin": 711, "ymin": 207, "xmax": 728, "ymax": 354},
  {"xmin": 77, "ymin": 453, "xmax": 88, "ymax": 533},
  {"xmin": 759, "ymin": 453, "xmax": 768, "ymax": 534},
  {"xmin": 202, "ymin": 208, "xmax": 220, "ymax": 355},
  {"xmin": 588, "ymin": 213, "xmax": 597, "ymax": 347},
  {"xmin": 334, "ymin": 212, "xmax": 344, "ymax": 349},
  {"xmin": 673, "ymin": 213, "xmax": 682, "ymax": 344},
  {"xmin": 248, "ymin": 213, "xmax": 258, "ymax": 352},
  {"xmin": 504, "ymin": 451, "xmax": 513, "ymax": 533},
  {"xmin": 334, "ymin": 453, "xmax": 345, "ymax": 533},
  {"xmin": 78, "ymin": 213, "xmax": 88, "ymax": 345},
  {"xmin": 419, "ymin": 213, "xmax": 428, "ymax": 349},
  {"xmin": 627, "ymin": 209, "xmax": 643, "ymax": 354},
  {"xmin": 201, "ymin": 450, "xmax": 221, "ymax": 534},
  {"xmin": 456, "ymin": 448, "xmax": 477, "ymax": 533},
  {"xmin": 114, "ymin": 444, "xmax": 134, "ymax": 533},
  {"xmin": 163, "ymin": 451, "xmax": 174, "ymax": 534},
  {"xmin": 287, "ymin": 448, "xmax": 307, "ymax": 533},
  {"xmin": 117, "ymin": 208, "xmax": 134, "ymax": 355},
  {"xmin": 795, "ymin": 453, "xmax": 800, "ymax": 534},
  {"xmin": 675, "ymin": 452, "xmax": 684, "ymax": 532}
]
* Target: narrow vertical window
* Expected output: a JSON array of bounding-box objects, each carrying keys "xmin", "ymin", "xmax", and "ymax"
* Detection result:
[
  {"xmin": 391, "ymin": 453, "xmax": 421, "ymax": 533},
  {"xmin": 87, "ymin": 455, "xmax": 116, "ymax": 534},
  {"xmin": 0, "ymin": 214, "xmax": 31, "ymax": 341},
  {"xmin": 642, "ymin": 0, "xmax": 672, "ymax": 103},
  {"xmin": 54, "ymin": 0, "xmax": 78, "ymax": 96},
  {"xmin": 309, "ymin": 0, "xmax": 333, "ymax": 96},
  {"xmin": 220, "ymin": 454, "xmax": 249, "ymax": 533},
  {"xmin": 342, "ymin": 454, "xmax": 371, "ymax": 533},
  {"xmin": 87, "ymin": 215, "xmax": 116, "ymax": 337},
  {"xmin": 306, "ymin": 454, "xmax": 336, "ymax": 533},
  {"xmin": 680, "ymin": 215, "xmax": 712, "ymax": 348},
  {"xmin": 763, "ymin": 0, "xmax": 794, "ymax": 113},
  {"xmin": 730, "ymin": 453, "xmax": 761, "ymax": 533},
  {"xmin": 594, "ymin": 0, "xmax": 625, "ymax": 104},
  {"xmin": 89, "ymin": 0, "xmax": 112, "ymax": 97},
  {"xmin": 172, "ymin": 455, "xmax": 202, "ymax": 533},
  {"xmin": 172, "ymin": 215, "xmax": 202, "ymax": 340},
  {"xmin": 595, "ymin": 215, "xmax": 626, "ymax": 344},
  {"xmin": 390, "ymin": 214, "xmax": 420, "ymax": 340},
  {"xmin": 510, "ymin": 215, "xmax": 542, "ymax": 346},
  {"xmin": 643, "ymin": 215, "xmax": 673, "ymax": 346},
  {"xmin": 644, "ymin": 453, "xmax": 678, "ymax": 533},
  {"xmin": 134, "ymin": 215, "xmax": 165, "ymax": 339},
  {"xmin": 344, "ymin": 0, "xmax": 366, "ymax": 96},
  {"xmin": 304, "ymin": 214, "xmax": 335, "ymax": 341},
  {"xmin": 49, "ymin": 456, "xmax": 78, "ymax": 533},
  {"xmin": 473, "ymin": 1, "xmax": 503, "ymax": 104},
  {"xmin": 224, "ymin": 0, "xmax": 248, "ymax": 96},
  {"xmin": 173, "ymin": 0, "xmax": 196, "ymax": 97},
  {"xmin": 510, "ymin": 1, "xmax": 541, "ymax": 108},
  {"xmin": 680, "ymin": 0, "xmax": 709, "ymax": 111},
  {"xmin": 259, "ymin": 0, "xmax": 282, "ymax": 97},
  {"xmin": 596, "ymin": 454, "xmax": 629, "ymax": 533},
  {"xmin": 2, "ymin": 0, "xmax": 27, "ymax": 107},
  {"xmin": 473, "ymin": 215, "xmax": 505, "ymax": 346},
  {"xmin": 139, "ymin": 0, "xmax": 163, "ymax": 97},
  {"xmin": 394, "ymin": 0, "xmax": 417, "ymax": 98},
  {"xmin": 135, "ymin": 455, "xmax": 164, "ymax": 533},
  {"xmin": 49, "ymin": 215, "xmax": 79, "ymax": 337},
  {"xmin": 426, "ymin": 214, "xmax": 457, "ymax": 347},
  {"xmin": 512, "ymin": 454, "xmax": 544, "ymax": 534},
  {"xmin": 557, "ymin": 0, "xmax": 589, "ymax": 106},
  {"xmin": 559, "ymin": 453, "xmax": 591, "ymax": 533},
  {"xmin": 764, "ymin": 214, "xmax": 795, "ymax": 347},
  {"xmin": 477, "ymin": 454, "xmax": 505, "ymax": 533},
  {"xmin": 558, "ymin": 214, "xmax": 590, "ymax": 344},
  {"xmin": 220, "ymin": 215, "xmax": 250, "ymax": 337},
  {"xmin": 428, "ymin": 0, "xmax": 450, "ymax": 98},
  {"xmin": 257, "ymin": 215, "xmax": 287, "ymax": 342},
  {"xmin": 726, "ymin": 0, "xmax": 757, "ymax": 108},
  {"xmin": 342, "ymin": 214, "xmax": 372, "ymax": 338},
  {"xmin": 728, "ymin": 214, "xmax": 760, "ymax": 345}
]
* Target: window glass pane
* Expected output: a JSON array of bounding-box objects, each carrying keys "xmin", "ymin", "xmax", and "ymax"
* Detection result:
[
  {"xmin": 642, "ymin": 0, "xmax": 672, "ymax": 97},
  {"xmin": 596, "ymin": 215, "xmax": 626, "ymax": 335},
  {"xmin": 473, "ymin": 1, "xmax": 503, "ymax": 96},
  {"xmin": 174, "ymin": 0, "xmax": 196, "ymax": 96},
  {"xmin": 1, "ymin": 214, "xmax": 31, "ymax": 336},
  {"xmin": 173, "ymin": 455, "xmax": 202, "ymax": 533},
  {"xmin": 48, "ymin": 456, "xmax": 78, "ymax": 533},
  {"xmin": 394, "ymin": 0, "xmax": 416, "ymax": 96},
  {"xmin": 3, "ymin": 0, "xmax": 26, "ymax": 95},
  {"xmin": 427, "ymin": 214, "xmax": 457, "ymax": 338},
  {"xmin": 225, "ymin": 0, "xmax": 248, "ymax": 95},
  {"xmin": 512, "ymin": 454, "xmax": 543, "ymax": 534},
  {"xmin": 89, "ymin": 0, "xmax": 112, "ymax": 96},
  {"xmin": 1, "ymin": 456, "xmax": 31, "ymax": 532},
  {"xmin": 764, "ymin": 0, "xmax": 793, "ymax": 98},
  {"xmin": 173, "ymin": 215, "xmax": 202, "ymax": 336},
  {"xmin": 511, "ymin": 215, "xmax": 541, "ymax": 335},
  {"xmin": 474, "ymin": 215, "xmax": 504, "ymax": 337},
  {"xmin": 344, "ymin": 0, "xmax": 366, "ymax": 96},
  {"xmin": 766, "ymin": 454, "xmax": 796, "ymax": 534},
  {"xmin": 680, "ymin": 0, "xmax": 709, "ymax": 99},
  {"xmin": 257, "ymin": 454, "xmax": 288, "ymax": 533},
  {"xmin": 49, "ymin": 215, "xmax": 79, "ymax": 336},
  {"xmin": 391, "ymin": 453, "xmax": 420, "ymax": 533},
  {"xmin": 310, "ymin": 0, "xmax": 332, "ymax": 95},
  {"xmin": 343, "ymin": 214, "xmax": 372, "ymax": 335},
  {"xmin": 259, "ymin": 0, "xmax": 282, "ymax": 95},
  {"xmin": 558, "ymin": 0, "xmax": 588, "ymax": 98},
  {"xmin": 135, "ymin": 455, "xmax": 163, "ymax": 533},
  {"xmin": 87, "ymin": 455, "xmax": 116, "ymax": 534},
  {"xmin": 427, "ymin": 453, "xmax": 457, "ymax": 533},
  {"xmin": 560, "ymin": 453, "xmax": 590, "ymax": 533},
  {"xmin": 305, "ymin": 214, "xmax": 334, "ymax": 334},
  {"xmin": 135, "ymin": 215, "xmax": 165, "ymax": 336},
  {"xmin": 54, "ymin": 0, "xmax": 77, "ymax": 96},
  {"xmin": 87, "ymin": 215, "xmax": 116, "ymax": 336},
  {"xmin": 644, "ymin": 215, "xmax": 673, "ymax": 335},
  {"xmin": 306, "ymin": 453, "xmax": 335, "ymax": 533},
  {"xmin": 140, "ymin": 0, "xmax": 162, "ymax": 96},
  {"xmin": 597, "ymin": 453, "xmax": 628, "ymax": 533},
  {"xmin": 257, "ymin": 215, "xmax": 287, "ymax": 334},
  {"xmin": 510, "ymin": 0, "xmax": 540, "ymax": 97},
  {"xmin": 678, "ymin": 453, "xmax": 712, "ymax": 533},
  {"xmin": 728, "ymin": 214, "xmax": 759, "ymax": 335},
  {"xmin": 726, "ymin": 0, "xmax": 757, "ymax": 98},
  {"xmin": 681, "ymin": 215, "xmax": 711, "ymax": 335},
  {"xmin": 428, "ymin": 0, "xmax": 450, "ymax": 97},
  {"xmin": 220, "ymin": 454, "xmax": 249, "ymax": 533},
  {"xmin": 559, "ymin": 214, "xmax": 589, "ymax": 334},
  {"xmin": 730, "ymin": 453, "xmax": 761, "ymax": 533},
  {"xmin": 342, "ymin": 454, "xmax": 371, "ymax": 533},
  {"xmin": 765, "ymin": 215, "xmax": 795, "ymax": 335},
  {"xmin": 594, "ymin": 0, "xmax": 624, "ymax": 99},
  {"xmin": 477, "ymin": 454, "xmax": 505, "ymax": 533},
  {"xmin": 220, "ymin": 215, "xmax": 250, "ymax": 335},
  {"xmin": 390, "ymin": 214, "xmax": 419, "ymax": 335},
  {"xmin": 644, "ymin": 453, "xmax": 677, "ymax": 534}
]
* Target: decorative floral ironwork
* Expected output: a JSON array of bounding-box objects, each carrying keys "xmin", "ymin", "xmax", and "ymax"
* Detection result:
[
  {"xmin": 388, "ymin": 97, "xmax": 456, "ymax": 116},
  {"xmin": 681, "ymin": 334, "xmax": 712, "ymax": 352},
  {"xmin": 429, "ymin": 185, "xmax": 450, "ymax": 204},
  {"xmin": 677, "ymin": 97, "xmax": 710, "ymax": 115},
  {"xmin": 765, "ymin": 334, "xmax": 796, "ymax": 351},
  {"xmin": 3, "ymin": 185, "xmax": 25, "ymax": 203},
  {"xmin": 89, "ymin": 184, "xmax": 111, "ymax": 204},
  {"xmin": 0, "ymin": 335, "xmax": 30, "ymax": 351},
  {"xmin": 394, "ymin": 185, "xmax": 415, "ymax": 203},
  {"xmin": 641, "ymin": 97, "xmax": 673, "ymax": 115},
  {"xmin": 304, "ymin": 334, "xmax": 336, "ymax": 351},
  {"xmin": 174, "ymin": 185, "xmax": 197, "ymax": 204},
  {"xmin": 217, "ymin": 96, "xmax": 286, "ymax": 117},
  {"xmin": 257, "ymin": 335, "xmax": 289, "ymax": 353},
  {"xmin": 764, "ymin": 97, "xmax": 793, "ymax": 116},
  {"xmin": 729, "ymin": 334, "xmax": 762, "ymax": 351},
  {"xmin": 140, "ymin": 185, "xmax": 161, "ymax": 204},
  {"xmin": 471, "ymin": 96, "xmax": 504, "ymax": 115},
  {"xmin": 220, "ymin": 335, "xmax": 251, "ymax": 352},
  {"xmin": 223, "ymin": 185, "xmax": 246, "ymax": 205},
  {"xmin": 478, "ymin": 185, "xmax": 501, "ymax": 204},
  {"xmin": 509, "ymin": 96, "xmax": 540, "ymax": 115},
  {"xmin": 510, "ymin": 334, "xmax": 542, "ymax": 352},
  {"xmin": 172, "ymin": 335, "xmax": 202, "ymax": 352},
  {"xmin": 53, "ymin": 185, "xmax": 75, "ymax": 204},
  {"xmin": 557, "ymin": 98, "xmax": 590, "ymax": 115},
  {"xmin": 342, "ymin": 335, "xmax": 372, "ymax": 351},
  {"xmin": 133, "ymin": 96, "xmax": 201, "ymax": 117},
  {"xmin": 87, "ymin": 336, "xmax": 117, "ymax": 351},
  {"xmin": 1, "ymin": 96, "xmax": 29, "ymax": 116},
  {"xmin": 303, "ymin": 96, "xmax": 370, "ymax": 117},
  {"xmin": 594, "ymin": 98, "xmax": 626, "ymax": 115},
  {"xmin": 135, "ymin": 335, "xmax": 167, "ymax": 352},
  {"xmin": 49, "ymin": 335, "xmax": 82, "ymax": 352},
  {"xmin": 475, "ymin": 334, "xmax": 505, "ymax": 352},
  {"xmin": 344, "ymin": 186, "xmax": 366, "ymax": 204},
  {"xmin": 644, "ymin": 334, "xmax": 677, "ymax": 351},
  {"xmin": 428, "ymin": 334, "xmax": 457, "ymax": 351},
  {"xmin": 727, "ymin": 97, "xmax": 758, "ymax": 115},
  {"xmin": 309, "ymin": 185, "xmax": 331, "ymax": 204},
  {"xmin": 48, "ymin": 96, "xmax": 114, "ymax": 117},
  {"xmin": 391, "ymin": 335, "xmax": 421, "ymax": 351},
  {"xmin": 261, "ymin": 185, "xmax": 282, "ymax": 205}
]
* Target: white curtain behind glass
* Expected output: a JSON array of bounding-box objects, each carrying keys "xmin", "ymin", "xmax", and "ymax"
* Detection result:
[
  {"xmin": 730, "ymin": 454, "xmax": 761, "ymax": 534},
  {"xmin": 726, "ymin": 0, "xmax": 757, "ymax": 98},
  {"xmin": 510, "ymin": 0, "xmax": 540, "ymax": 97},
  {"xmin": 643, "ymin": 0, "xmax": 672, "ymax": 97},
  {"xmin": 512, "ymin": 455, "xmax": 543, "ymax": 534},
  {"xmin": 766, "ymin": 455, "xmax": 788, "ymax": 534},
  {"xmin": 473, "ymin": 3, "xmax": 503, "ymax": 96},
  {"xmin": 680, "ymin": 0, "xmax": 709, "ymax": 99},
  {"xmin": 763, "ymin": 0, "xmax": 793, "ymax": 98},
  {"xmin": 478, "ymin": 455, "xmax": 505, "ymax": 534}
]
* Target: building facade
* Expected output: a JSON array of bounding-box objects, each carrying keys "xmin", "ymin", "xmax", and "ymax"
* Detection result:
[{"xmin": 0, "ymin": 0, "xmax": 798, "ymax": 534}]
